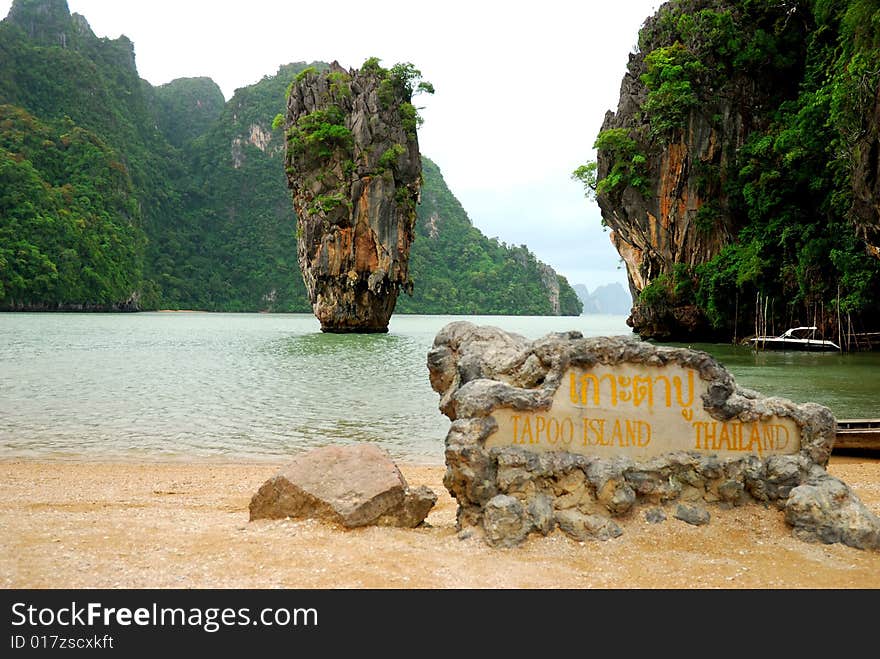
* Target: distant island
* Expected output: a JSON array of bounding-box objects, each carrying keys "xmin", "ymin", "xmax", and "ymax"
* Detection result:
[{"xmin": 573, "ymin": 283, "xmax": 632, "ymax": 316}]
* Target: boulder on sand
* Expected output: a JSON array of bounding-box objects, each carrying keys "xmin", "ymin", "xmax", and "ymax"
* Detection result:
[{"xmin": 249, "ymin": 444, "xmax": 436, "ymax": 528}]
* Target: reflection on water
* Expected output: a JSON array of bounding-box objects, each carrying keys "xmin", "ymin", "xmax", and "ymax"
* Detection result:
[
  {"xmin": 278, "ymin": 331, "xmax": 414, "ymax": 358},
  {"xmin": 0, "ymin": 312, "xmax": 876, "ymax": 464}
]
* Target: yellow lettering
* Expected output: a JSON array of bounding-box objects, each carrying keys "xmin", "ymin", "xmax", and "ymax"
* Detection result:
[
  {"xmin": 693, "ymin": 421, "xmax": 706, "ymax": 450},
  {"xmin": 633, "ymin": 376, "xmax": 653, "ymax": 408},
  {"xmin": 763, "ymin": 424, "xmax": 775, "ymax": 452},
  {"xmin": 546, "ymin": 417, "xmax": 558, "ymax": 445},
  {"xmin": 611, "ymin": 420, "xmax": 623, "ymax": 446},
  {"xmin": 560, "ymin": 418, "xmax": 574, "ymax": 446},
  {"xmin": 638, "ymin": 421, "xmax": 652, "ymax": 447},
  {"xmin": 521, "ymin": 417, "xmax": 533, "ymax": 445},
  {"xmin": 746, "ymin": 425, "xmax": 762, "ymax": 454},
  {"xmin": 600, "ymin": 374, "xmax": 619, "ymax": 407},
  {"xmin": 775, "ymin": 425, "xmax": 790, "ymax": 450},
  {"xmin": 512, "ymin": 415, "xmax": 523, "ymax": 444},
  {"xmin": 534, "ymin": 416, "xmax": 546, "ymax": 445},
  {"xmin": 582, "ymin": 418, "xmax": 605, "ymax": 446},
  {"xmin": 655, "ymin": 375, "xmax": 672, "ymax": 407},
  {"xmin": 675, "ymin": 371, "xmax": 695, "ymax": 408},
  {"xmin": 580, "ymin": 374, "xmax": 600, "ymax": 406},
  {"xmin": 719, "ymin": 423, "xmax": 731, "ymax": 451},
  {"xmin": 618, "ymin": 376, "xmax": 632, "ymax": 403},
  {"xmin": 706, "ymin": 422, "xmax": 718, "ymax": 451},
  {"xmin": 623, "ymin": 419, "xmax": 638, "ymax": 447},
  {"xmin": 593, "ymin": 418, "xmax": 606, "ymax": 445}
]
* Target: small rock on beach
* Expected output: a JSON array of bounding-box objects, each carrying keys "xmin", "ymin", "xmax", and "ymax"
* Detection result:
[{"xmin": 249, "ymin": 444, "xmax": 437, "ymax": 528}]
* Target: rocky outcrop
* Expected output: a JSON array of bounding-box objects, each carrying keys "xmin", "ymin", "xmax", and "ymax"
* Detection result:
[
  {"xmin": 596, "ymin": 2, "xmax": 880, "ymax": 341},
  {"xmin": 536, "ymin": 263, "xmax": 561, "ymax": 315},
  {"xmin": 598, "ymin": 79, "xmax": 741, "ymax": 311},
  {"xmin": 231, "ymin": 123, "xmax": 275, "ymax": 169},
  {"xmin": 8, "ymin": 0, "xmax": 85, "ymax": 46},
  {"xmin": 283, "ymin": 61, "xmax": 423, "ymax": 333},
  {"xmin": 595, "ymin": 1, "xmax": 807, "ymax": 339},
  {"xmin": 249, "ymin": 444, "xmax": 436, "ymax": 528},
  {"xmin": 428, "ymin": 321, "xmax": 880, "ymax": 549},
  {"xmin": 8, "ymin": 0, "xmax": 135, "ymax": 70}
]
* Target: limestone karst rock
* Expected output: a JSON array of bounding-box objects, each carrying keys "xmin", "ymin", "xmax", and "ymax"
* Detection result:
[
  {"xmin": 283, "ymin": 60, "xmax": 425, "ymax": 333},
  {"xmin": 593, "ymin": 1, "xmax": 880, "ymax": 341},
  {"xmin": 594, "ymin": 2, "xmax": 807, "ymax": 340}
]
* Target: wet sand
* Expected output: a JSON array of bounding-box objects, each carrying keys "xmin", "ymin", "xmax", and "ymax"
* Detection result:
[{"xmin": 2, "ymin": 456, "xmax": 879, "ymax": 589}]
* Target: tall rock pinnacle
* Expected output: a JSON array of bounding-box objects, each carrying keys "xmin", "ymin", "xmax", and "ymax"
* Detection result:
[{"xmin": 283, "ymin": 60, "xmax": 429, "ymax": 333}]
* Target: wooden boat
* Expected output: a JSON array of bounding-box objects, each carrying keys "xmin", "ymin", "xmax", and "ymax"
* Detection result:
[
  {"xmin": 834, "ymin": 419, "xmax": 880, "ymax": 453},
  {"xmin": 749, "ymin": 326, "xmax": 841, "ymax": 352}
]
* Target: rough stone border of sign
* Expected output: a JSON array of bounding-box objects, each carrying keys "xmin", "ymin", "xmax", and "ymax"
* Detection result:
[{"xmin": 427, "ymin": 322, "xmax": 880, "ymax": 550}]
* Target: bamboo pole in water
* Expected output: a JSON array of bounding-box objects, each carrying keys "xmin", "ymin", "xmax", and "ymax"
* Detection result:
[
  {"xmin": 847, "ymin": 312, "xmax": 853, "ymax": 352},
  {"xmin": 763, "ymin": 295, "xmax": 770, "ymax": 340},
  {"xmin": 755, "ymin": 292, "xmax": 759, "ymax": 348},
  {"xmin": 733, "ymin": 291, "xmax": 739, "ymax": 345}
]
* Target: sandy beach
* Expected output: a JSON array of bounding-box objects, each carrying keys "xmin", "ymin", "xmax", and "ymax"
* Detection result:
[{"xmin": 2, "ymin": 456, "xmax": 879, "ymax": 589}]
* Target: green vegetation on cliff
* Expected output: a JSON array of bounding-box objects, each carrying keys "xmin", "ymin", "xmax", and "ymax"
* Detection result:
[
  {"xmin": 159, "ymin": 62, "xmax": 316, "ymax": 312},
  {"xmin": 0, "ymin": 105, "xmax": 144, "ymax": 307},
  {"xmin": 582, "ymin": 0, "xmax": 880, "ymax": 341},
  {"xmin": 152, "ymin": 77, "xmax": 225, "ymax": 148},
  {"xmin": 0, "ymin": 0, "xmax": 580, "ymax": 316},
  {"xmin": 695, "ymin": 0, "xmax": 880, "ymax": 336}
]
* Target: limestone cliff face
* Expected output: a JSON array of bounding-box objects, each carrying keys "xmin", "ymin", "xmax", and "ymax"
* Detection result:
[
  {"xmin": 536, "ymin": 263, "xmax": 561, "ymax": 315},
  {"xmin": 284, "ymin": 61, "xmax": 422, "ymax": 333},
  {"xmin": 8, "ymin": 0, "xmax": 80, "ymax": 45},
  {"xmin": 8, "ymin": 0, "xmax": 135, "ymax": 70},
  {"xmin": 597, "ymin": 73, "xmax": 738, "ymax": 337},
  {"xmin": 599, "ymin": 83, "xmax": 762, "ymax": 337},
  {"xmin": 596, "ymin": 1, "xmax": 805, "ymax": 340}
]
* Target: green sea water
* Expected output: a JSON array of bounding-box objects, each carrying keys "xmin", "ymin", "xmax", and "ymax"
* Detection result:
[{"xmin": 1, "ymin": 313, "xmax": 876, "ymax": 464}]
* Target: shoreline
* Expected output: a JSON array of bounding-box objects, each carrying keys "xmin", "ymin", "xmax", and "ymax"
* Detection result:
[
  {"xmin": 0, "ymin": 452, "xmax": 445, "ymax": 469},
  {"xmin": 3, "ymin": 455, "xmax": 879, "ymax": 589}
]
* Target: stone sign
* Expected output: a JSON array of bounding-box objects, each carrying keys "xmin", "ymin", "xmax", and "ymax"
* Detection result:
[
  {"xmin": 428, "ymin": 322, "xmax": 880, "ymax": 551},
  {"xmin": 488, "ymin": 363, "xmax": 800, "ymax": 459}
]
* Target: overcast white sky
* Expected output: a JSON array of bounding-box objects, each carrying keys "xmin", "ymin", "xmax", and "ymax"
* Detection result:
[{"xmin": 2, "ymin": 0, "xmax": 661, "ymax": 294}]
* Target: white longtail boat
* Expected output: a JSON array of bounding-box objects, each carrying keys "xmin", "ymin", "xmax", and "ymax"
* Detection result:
[{"xmin": 749, "ymin": 326, "xmax": 841, "ymax": 352}]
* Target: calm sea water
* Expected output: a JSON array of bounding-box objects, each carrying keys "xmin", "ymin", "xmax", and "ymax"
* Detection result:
[{"xmin": 1, "ymin": 313, "xmax": 877, "ymax": 464}]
